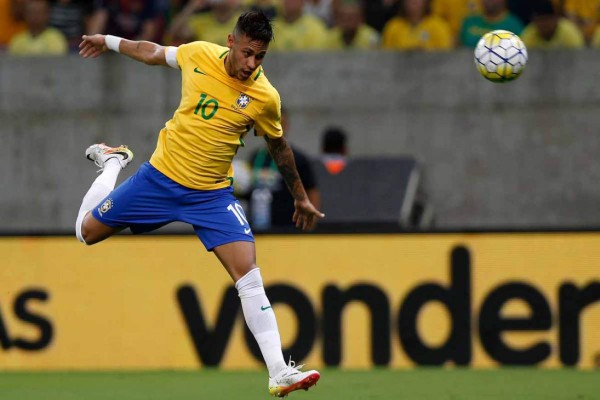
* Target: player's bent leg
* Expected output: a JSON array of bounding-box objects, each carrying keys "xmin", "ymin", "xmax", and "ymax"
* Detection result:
[
  {"xmin": 78, "ymin": 211, "xmax": 123, "ymax": 245},
  {"xmin": 76, "ymin": 143, "xmax": 133, "ymax": 245}
]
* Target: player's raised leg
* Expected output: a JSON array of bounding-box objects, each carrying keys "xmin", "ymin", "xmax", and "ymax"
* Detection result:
[
  {"xmin": 75, "ymin": 143, "xmax": 133, "ymax": 245},
  {"xmin": 213, "ymin": 241, "xmax": 320, "ymax": 397}
]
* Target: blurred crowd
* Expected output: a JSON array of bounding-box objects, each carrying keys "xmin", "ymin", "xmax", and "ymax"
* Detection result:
[{"xmin": 2, "ymin": 0, "xmax": 600, "ymax": 56}]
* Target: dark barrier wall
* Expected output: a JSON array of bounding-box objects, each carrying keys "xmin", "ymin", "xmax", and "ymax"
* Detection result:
[{"xmin": 1, "ymin": 50, "xmax": 600, "ymax": 232}]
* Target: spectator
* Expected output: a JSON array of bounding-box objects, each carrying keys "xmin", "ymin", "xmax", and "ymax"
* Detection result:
[
  {"xmin": 0, "ymin": 0, "xmax": 26, "ymax": 48},
  {"xmin": 88, "ymin": 0, "xmax": 160, "ymax": 41},
  {"xmin": 48, "ymin": 0, "xmax": 95, "ymax": 50},
  {"xmin": 168, "ymin": 0, "xmax": 241, "ymax": 46},
  {"xmin": 431, "ymin": 0, "xmax": 480, "ymax": 37},
  {"xmin": 460, "ymin": 0, "xmax": 524, "ymax": 47},
  {"xmin": 563, "ymin": 0, "xmax": 600, "ymax": 44},
  {"xmin": 324, "ymin": 0, "xmax": 379, "ymax": 49},
  {"xmin": 320, "ymin": 126, "xmax": 348, "ymax": 175},
  {"xmin": 249, "ymin": 108, "xmax": 320, "ymax": 228},
  {"xmin": 359, "ymin": 0, "xmax": 399, "ymax": 33},
  {"xmin": 382, "ymin": 0, "xmax": 453, "ymax": 51},
  {"xmin": 593, "ymin": 24, "xmax": 600, "ymax": 48},
  {"xmin": 248, "ymin": 0, "xmax": 279, "ymax": 20},
  {"xmin": 521, "ymin": 0, "xmax": 584, "ymax": 49},
  {"xmin": 506, "ymin": 0, "xmax": 534, "ymax": 26},
  {"xmin": 270, "ymin": 0, "xmax": 328, "ymax": 51},
  {"xmin": 8, "ymin": 0, "xmax": 68, "ymax": 56},
  {"xmin": 304, "ymin": 0, "xmax": 334, "ymax": 26}
]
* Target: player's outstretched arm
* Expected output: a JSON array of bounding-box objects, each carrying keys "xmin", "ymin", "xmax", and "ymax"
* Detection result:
[
  {"xmin": 78, "ymin": 34, "xmax": 170, "ymax": 67},
  {"xmin": 265, "ymin": 136, "xmax": 325, "ymax": 230}
]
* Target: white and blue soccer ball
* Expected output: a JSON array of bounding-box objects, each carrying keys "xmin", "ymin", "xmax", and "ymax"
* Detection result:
[{"xmin": 474, "ymin": 30, "xmax": 528, "ymax": 83}]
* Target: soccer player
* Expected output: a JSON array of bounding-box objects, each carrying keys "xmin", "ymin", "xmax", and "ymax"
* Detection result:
[{"xmin": 76, "ymin": 10, "xmax": 323, "ymax": 397}]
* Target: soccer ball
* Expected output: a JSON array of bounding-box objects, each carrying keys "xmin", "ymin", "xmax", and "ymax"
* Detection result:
[{"xmin": 474, "ymin": 30, "xmax": 528, "ymax": 83}]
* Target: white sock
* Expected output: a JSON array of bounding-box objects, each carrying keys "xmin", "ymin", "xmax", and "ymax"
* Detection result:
[
  {"xmin": 75, "ymin": 159, "xmax": 121, "ymax": 243},
  {"xmin": 236, "ymin": 268, "xmax": 286, "ymax": 377}
]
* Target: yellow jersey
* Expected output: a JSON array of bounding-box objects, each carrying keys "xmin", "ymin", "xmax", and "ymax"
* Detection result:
[
  {"xmin": 188, "ymin": 12, "xmax": 238, "ymax": 47},
  {"xmin": 270, "ymin": 14, "xmax": 328, "ymax": 51},
  {"xmin": 521, "ymin": 18, "xmax": 585, "ymax": 49},
  {"xmin": 431, "ymin": 0, "xmax": 481, "ymax": 35},
  {"xmin": 382, "ymin": 16, "xmax": 453, "ymax": 51},
  {"xmin": 8, "ymin": 27, "xmax": 68, "ymax": 56},
  {"xmin": 323, "ymin": 25, "xmax": 380, "ymax": 50},
  {"xmin": 564, "ymin": 0, "xmax": 600, "ymax": 39},
  {"xmin": 150, "ymin": 41, "xmax": 283, "ymax": 190}
]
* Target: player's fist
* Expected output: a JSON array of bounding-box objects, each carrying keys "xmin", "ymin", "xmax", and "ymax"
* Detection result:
[{"xmin": 78, "ymin": 34, "xmax": 108, "ymax": 59}]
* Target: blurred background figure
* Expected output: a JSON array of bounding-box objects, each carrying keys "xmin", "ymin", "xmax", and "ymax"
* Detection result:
[
  {"xmin": 521, "ymin": 0, "xmax": 584, "ymax": 50},
  {"xmin": 358, "ymin": 0, "xmax": 399, "ymax": 33},
  {"xmin": 324, "ymin": 0, "xmax": 379, "ymax": 50},
  {"xmin": 48, "ymin": 0, "xmax": 95, "ymax": 50},
  {"xmin": 8, "ymin": 0, "xmax": 68, "ymax": 56},
  {"xmin": 460, "ymin": 0, "xmax": 524, "ymax": 47},
  {"xmin": 270, "ymin": 0, "xmax": 328, "ymax": 51},
  {"xmin": 248, "ymin": 108, "xmax": 320, "ymax": 229},
  {"xmin": 382, "ymin": 0, "xmax": 453, "ymax": 51},
  {"xmin": 168, "ymin": 0, "xmax": 241, "ymax": 46},
  {"xmin": 248, "ymin": 0, "xmax": 279, "ymax": 20},
  {"xmin": 88, "ymin": 0, "xmax": 160, "ymax": 41},
  {"xmin": 593, "ymin": 24, "xmax": 600, "ymax": 47},
  {"xmin": 563, "ymin": 0, "xmax": 600, "ymax": 45},
  {"xmin": 320, "ymin": 126, "xmax": 348, "ymax": 175},
  {"xmin": 303, "ymin": 0, "xmax": 334, "ymax": 26},
  {"xmin": 430, "ymin": 0, "xmax": 480, "ymax": 39},
  {"xmin": 0, "ymin": 0, "xmax": 26, "ymax": 49}
]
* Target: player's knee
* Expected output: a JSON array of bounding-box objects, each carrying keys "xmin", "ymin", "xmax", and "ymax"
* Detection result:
[
  {"xmin": 80, "ymin": 225, "xmax": 101, "ymax": 246},
  {"xmin": 235, "ymin": 267, "xmax": 264, "ymax": 298},
  {"xmin": 76, "ymin": 219, "xmax": 99, "ymax": 246}
]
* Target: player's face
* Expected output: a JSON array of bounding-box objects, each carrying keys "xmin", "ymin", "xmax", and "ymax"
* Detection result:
[{"xmin": 226, "ymin": 33, "xmax": 269, "ymax": 81}]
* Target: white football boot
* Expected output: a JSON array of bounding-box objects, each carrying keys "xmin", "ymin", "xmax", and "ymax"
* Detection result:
[
  {"xmin": 268, "ymin": 359, "xmax": 320, "ymax": 397},
  {"xmin": 85, "ymin": 143, "xmax": 134, "ymax": 171}
]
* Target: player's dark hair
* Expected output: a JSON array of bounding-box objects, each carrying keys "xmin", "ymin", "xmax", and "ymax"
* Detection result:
[
  {"xmin": 234, "ymin": 10, "xmax": 274, "ymax": 44},
  {"xmin": 322, "ymin": 127, "xmax": 347, "ymax": 154}
]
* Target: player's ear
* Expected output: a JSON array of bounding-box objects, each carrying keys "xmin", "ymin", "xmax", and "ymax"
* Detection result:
[{"xmin": 227, "ymin": 34, "xmax": 234, "ymax": 49}]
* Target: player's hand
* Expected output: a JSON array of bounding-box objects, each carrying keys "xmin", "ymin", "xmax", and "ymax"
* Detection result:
[
  {"xmin": 293, "ymin": 198, "xmax": 325, "ymax": 231},
  {"xmin": 78, "ymin": 34, "xmax": 108, "ymax": 59}
]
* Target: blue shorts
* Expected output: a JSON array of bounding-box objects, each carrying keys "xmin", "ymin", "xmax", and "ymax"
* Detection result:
[{"xmin": 91, "ymin": 162, "xmax": 254, "ymax": 251}]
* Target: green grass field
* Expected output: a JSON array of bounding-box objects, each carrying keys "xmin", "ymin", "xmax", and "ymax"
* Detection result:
[{"xmin": 0, "ymin": 369, "xmax": 598, "ymax": 400}]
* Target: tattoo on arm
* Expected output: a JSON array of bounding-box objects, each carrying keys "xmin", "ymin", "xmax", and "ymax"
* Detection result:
[{"xmin": 265, "ymin": 136, "xmax": 307, "ymax": 201}]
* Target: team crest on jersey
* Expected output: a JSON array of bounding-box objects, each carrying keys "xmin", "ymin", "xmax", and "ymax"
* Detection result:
[
  {"xmin": 236, "ymin": 93, "xmax": 252, "ymax": 109},
  {"xmin": 98, "ymin": 198, "xmax": 113, "ymax": 216}
]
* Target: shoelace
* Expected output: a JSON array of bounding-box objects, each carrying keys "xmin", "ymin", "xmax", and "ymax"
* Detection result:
[{"xmin": 285, "ymin": 357, "xmax": 304, "ymax": 374}]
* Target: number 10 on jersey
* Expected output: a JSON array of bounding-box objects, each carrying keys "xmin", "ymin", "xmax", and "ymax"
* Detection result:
[{"xmin": 194, "ymin": 93, "xmax": 219, "ymax": 120}]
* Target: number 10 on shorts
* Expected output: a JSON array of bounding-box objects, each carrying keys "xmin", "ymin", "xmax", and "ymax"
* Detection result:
[{"xmin": 228, "ymin": 203, "xmax": 249, "ymax": 226}]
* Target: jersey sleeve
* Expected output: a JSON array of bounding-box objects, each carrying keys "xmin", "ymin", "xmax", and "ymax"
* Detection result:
[
  {"xmin": 254, "ymin": 88, "xmax": 283, "ymax": 139},
  {"xmin": 175, "ymin": 41, "xmax": 206, "ymax": 73}
]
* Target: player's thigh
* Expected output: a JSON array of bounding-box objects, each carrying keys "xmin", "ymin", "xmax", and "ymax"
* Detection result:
[
  {"xmin": 183, "ymin": 187, "xmax": 255, "ymax": 251},
  {"xmin": 213, "ymin": 241, "xmax": 257, "ymax": 282},
  {"xmin": 91, "ymin": 163, "xmax": 177, "ymax": 233}
]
